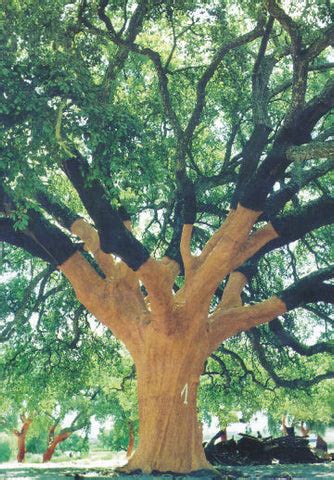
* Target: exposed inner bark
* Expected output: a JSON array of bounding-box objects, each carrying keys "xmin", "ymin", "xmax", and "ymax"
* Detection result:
[
  {"xmin": 58, "ymin": 209, "xmax": 290, "ymax": 474},
  {"xmin": 126, "ymin": 423, "xmax": 135, "ymax": 458},
  {"xmin": 124, "ymin": 326, "xmax": 211, "ymax": 473}
]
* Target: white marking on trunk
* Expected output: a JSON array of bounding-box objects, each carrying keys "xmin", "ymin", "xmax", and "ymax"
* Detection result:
[{"xmin": 181, "ymin": 383, "xmax": 189, "ymax": 405}]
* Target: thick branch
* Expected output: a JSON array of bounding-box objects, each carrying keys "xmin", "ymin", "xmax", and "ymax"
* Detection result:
[
  {"xmin": 270, "ymin": 62, "xmax": 334, "ymax": 99},
  {"xmin": 209, "ymin": 266, "xmax": 333, "ymax": 351},
  {"xmin": 164, "ymin": 172, "xmax": 197, "ymax": 267},
  {"xmin": 71, "ymin": 218, "xmax": 116, "ymax": 280},
  {"xmin": 0, "ymin": 212, "xmax": 77, "ymax": 266},
  {"xmin": 279, "ymin": 266, "xmax": 334, "ymax": 310},
  {"xmin": 208, "ymin": 296, "xmax": 287, "ymax": 352},
  {"xmin": 269, "ymin": 317, "xmax": 334, "ymax": 356},
  {"xmin": 62, "ymin": 154, "xmax": 149, "ymax": 270},
  {"xmin": 184, "ymin": 206, "xmax": 261, "ymax": 306},
  {"xmin": 252, "ymin": 16, "xmax": 274, "ymax": 127},
  {"xmin": 267, "ymin": 1, "xmax": 302, "ymax": 55},
  {"xmin": 245, "ymin": 196, "xmax": 334, "ymax": 266},
  {"xmin": 265, "ymin": 158, "xmax": 334, "ymax": 217},
  {"xmin": 267, "ymin": 0, "xmax": 307, "ymax": 120},
  {"xmin": 231, "ymin": 124, "xmax": 272, "ymax": 208},
  {"xmin": 240, "ymin": 78, "xmax": 334, "ymax": 212},
  {"xmin": 249, "ymin": 328, "xmax": 334, "ymax": 388},
  {"xmin": 36, "ymin": 191, "xmax": 80, "ymax": 231},
  {"xmin": 286, "ymin": 141, "xmax": 334, "ymax": 162},
  {"xmin": 59, "ymin": 251, "xmax": 109, "ymax": 322},
  {"xmin": 230, "ymin": 19, "xmax": 277, "ymax": 208},
  {"xmin": 138, "ymin": 47, "xmax": 183, "ymax": 142},
  {"xmin": 270, "ymin": 196, "xmax": 334, "ymax": 245},
  {"xmin": 218, "ymin": 271, "xmax": 247, "ymax": 309},
  {"xmin": 304, "ymin": 23, "xmax": 334, "ymax": 61}
]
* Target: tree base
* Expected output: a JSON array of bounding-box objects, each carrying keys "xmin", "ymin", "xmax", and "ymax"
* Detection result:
[{"xmin": 115, "ymin": 465, "xmax": 223, "ymax": 478}]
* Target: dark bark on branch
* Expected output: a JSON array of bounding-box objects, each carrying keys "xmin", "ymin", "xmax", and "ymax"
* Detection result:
[
  {"xmin": 62, "ymin": 154, "xmax": 149, "ymax": 269},
  {"xmin": 177, "ymin": 171, "xmax": 196, "ymax": 225},
  {"xmin": 0, "ymin": 215, "xmax": 77, "ymax": 265},
  {"xmin": 36, "ymin": 191, "xmax": 80, "ymax": 230},
  {"xmin": 296, "ymin": 78, "xmax": 334, "ymax": 138},
  {"xmin": 235, "ymin": 261, "xmax": 258, "ymax": 283},
  {"xmin": 264, "ymin": 158, "xmax": 334, "ymax": 218},
  {"xmin": 271, "ymin": 196, "xmax": 334, "ymax": 243},
  {"xmin": 286, "ymin": 141, "xmax": 334, "ymax": 162},
  {"xmin": 267, "ymin": 1, "xmax": 302, "ymax": 55},
  {"xmin": 1, "ymin": 180, "xmax": 78, "ymax": 264},
  {"xmin": 240, "ymin": 77, "xmax": 334, "ymax": 211},
  {"xmin": 304, "ymin": 23, "xmax": 334, "ymax": 61},
  {"xmin": 280, "ymin": 266, "xmax": 334, "ymax": 310},
  {"xmin": 314, "ymin": 125, "xmax": 334, "ymax": 142},
  {"xmin": 231, "ymin": 124, "xmax": 272, "ymax": 208},
  {"xmin": 267, "ymin": 0, "xmax": 307, "ymax": 121},
  {"xmin": 252, "ymin": 16, "xmax": 274, "ymax": 127},
  {"xmin": 163, "ymin": 197, "xmax": 184, "ymax": 266},
  {"xmin": 270, "ymin": 62, "xmax": 334, "ymax": 99},
  {"xmin": 164, "ymin": 171, "xmax": 196, "ymax": 265},
  {"xmin": 242, "ymin": 196, "xmax": 334, "ymax": 270},
  {"xmin": 249, "ymin": 328, "xmax": 334, "ymax": 388},
  {"xmin": 269, "ymin": 318, "xmax": 334, "ymax": 356}
]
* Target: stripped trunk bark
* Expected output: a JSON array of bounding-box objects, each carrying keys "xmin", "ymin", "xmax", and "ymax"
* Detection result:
[
  {"xmin": 42, "ymin": 432, "xmax": 71, "ymax": 462},
  {"xmin": 126, "ymin": 423, "xmax": 135, "ymax": 457},
  {"xmin": 60, "ymin": 213, "xmax": 286, "ymax": 474},
  {"xmin": 123, "ymin": 324, "xmax": 212, "ymax": 474}
]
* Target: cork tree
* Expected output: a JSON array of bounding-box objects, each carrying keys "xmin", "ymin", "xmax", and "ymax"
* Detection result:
[{"xmin": 1, "ymin": 0, "xmax": 334, "ymax": 474}]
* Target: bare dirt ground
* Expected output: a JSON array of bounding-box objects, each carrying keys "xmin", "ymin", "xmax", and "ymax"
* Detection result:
[{"xmin": 0, "ymin": 453, "xmax": 333, "ymax": 479}]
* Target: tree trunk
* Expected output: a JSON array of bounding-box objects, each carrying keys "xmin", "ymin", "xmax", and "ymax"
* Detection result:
[
  {"xmin": 123, "ymin": 326, "xmax": 213, "ymax": 474},
  {"xmin": 43, "ymin": 432, "xmax": 71, "ymax": 462},
  {"xmin": 62, "ymin": 243, "xmax": 276, "ymax": 475},
  {"xmin": 16, "ymin": 435, "xmax": 26, "ymax": 463},
  {"xmin": 13, "ymin": 418, "xmax": 32, "ymax": 463},
  {"xmin": 127, "ymin": 423, "xmax": 135, "ymax": 457}
]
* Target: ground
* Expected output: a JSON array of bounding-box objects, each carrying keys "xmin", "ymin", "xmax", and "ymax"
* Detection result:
[{"xmin": 0, "ymin": 454, "xmax": 333, "ymax": 479}]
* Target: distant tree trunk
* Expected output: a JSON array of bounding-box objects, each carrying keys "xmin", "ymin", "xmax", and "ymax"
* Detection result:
[
  {"xmin": 316, "ymin": 435, "xmax": 328, "ymax": 453},
  {"xmin": 282, "ymin": 415, "xmax": 287, "ymax": 436},
  {"xmin": 48, "ymin": 423, "xmax": 57, "ymax": 443},
  {"xmin": 126, "ymin": 423, "xmax": 135, "ymax": 457},
  {"xmin": 220, "ymin": 429, "xmax": 227, "ymax": 442},
  {"xmin": 13, "ymin": 416, "xmax": 32, "ymax": 463},
  {"xmin": 300, "ymin": 421, "xmax": 309, "ymax": 437},
  {"xmin": 42, "ymin": 431, "xmax": 71, "ymax": 462}
]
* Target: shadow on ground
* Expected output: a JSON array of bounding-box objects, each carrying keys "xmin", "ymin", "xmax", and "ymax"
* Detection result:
[{"xmin": 0, "ymin": 464, "xmax": 333, "ymax": 479}]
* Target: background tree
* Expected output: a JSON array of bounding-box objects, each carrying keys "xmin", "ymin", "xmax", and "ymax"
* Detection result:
[
  {"xmin": 1, "ymin": 0, "xmax": 333, "ymax": 474},
  {"xmin": 0, "ymin": 251, "xmax": 136, "ymax": 461}
]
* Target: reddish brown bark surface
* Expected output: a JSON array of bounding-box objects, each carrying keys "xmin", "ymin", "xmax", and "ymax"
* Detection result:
[
  {"xmin": 127, "ymin": 424, "xmax": 135, "ymax": 458},
  {"xmin": 13, "ymin": 417, "xmax": 32, "ymax": 463},
  {"xmin": 42, "ymin": 432, "xmax": 71, "ymax": 462}
]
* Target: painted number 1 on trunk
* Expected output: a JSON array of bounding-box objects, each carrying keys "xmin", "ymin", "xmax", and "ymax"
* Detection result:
[{"xmin": 181, "ymin": 383, "xmax": 189, "ymax": 405}]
